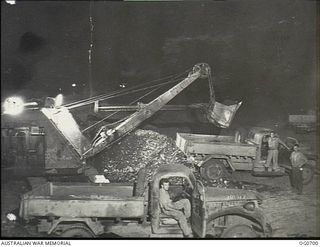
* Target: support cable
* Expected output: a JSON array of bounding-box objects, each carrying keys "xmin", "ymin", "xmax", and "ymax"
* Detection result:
[
  {"xmin": 64, "ymin": 67, "xmax": 192, "ymax": 108},
  {"xmin": 67, "ymin": 77, "xmax": 184, "ymax": 109}
]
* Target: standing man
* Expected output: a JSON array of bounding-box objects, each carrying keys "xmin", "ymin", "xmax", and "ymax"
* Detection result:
[
  {"xmin": 159, "ymin": 179, "xmax": 193, "ymax": 238},
  {"xmin": 266, "ymin": 131, "xmax": 289, "ymax": 172},
  {"xmin": 290, "ymin": 144, "xmax": 308, "ymax": 194}
]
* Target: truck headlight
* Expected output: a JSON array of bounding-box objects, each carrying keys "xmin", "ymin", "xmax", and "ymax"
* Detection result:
[
  {"xmin": 3, "ymin": 97, "xmax": 24, "ymax": 115},
  {"xmin": 6, "ymin": 213, "xmax": 17, "ymax": 221},
  {"xmin": 243, "ymin": 201, "xmax": 256, "ymax": 211}
]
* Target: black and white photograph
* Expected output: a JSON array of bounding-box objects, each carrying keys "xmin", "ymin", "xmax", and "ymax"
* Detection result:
[{"xmin": 1, "ymin": 0, "xmax": 319, "ymax": 240}]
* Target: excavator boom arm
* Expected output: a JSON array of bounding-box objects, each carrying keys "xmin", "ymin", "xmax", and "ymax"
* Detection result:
[{"xmin": 82, "ymin": 63, "xmax": 211, "ymax": 159}]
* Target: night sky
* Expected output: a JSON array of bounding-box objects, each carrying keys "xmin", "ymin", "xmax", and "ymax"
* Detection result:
[{"xmin": 1, "ymin": 0, "xmax": 318, "ymax": 125}]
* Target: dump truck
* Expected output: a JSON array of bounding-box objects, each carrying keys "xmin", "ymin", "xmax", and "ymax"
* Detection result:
[
  {"xmin": 19, "ymin": 164, "xmax": 271, "ymax": 238},
  {"xmin": 176, "ymin": 127, "xmax": 314, "ymax": 184}
]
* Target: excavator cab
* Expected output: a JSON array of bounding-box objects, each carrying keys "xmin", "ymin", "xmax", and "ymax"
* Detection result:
[{"xmin": 1, "ymin": 126, "xmax": 45, "ymax": 176}]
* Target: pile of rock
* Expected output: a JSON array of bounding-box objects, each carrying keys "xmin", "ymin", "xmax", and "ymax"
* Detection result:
[{"xmin": 93, "ymin": 129, "xmax": 190, "ymax": 183}]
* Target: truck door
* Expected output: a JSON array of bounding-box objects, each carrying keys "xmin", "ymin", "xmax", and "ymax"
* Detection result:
[{"xmin": 191, "ymin": 180, "xmax": 207, "ymax": 237}]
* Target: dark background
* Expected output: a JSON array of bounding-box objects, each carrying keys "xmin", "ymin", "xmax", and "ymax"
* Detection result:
[{"xmin": 1, "ymin": 0, "xmax": 318, "ymax": 126}]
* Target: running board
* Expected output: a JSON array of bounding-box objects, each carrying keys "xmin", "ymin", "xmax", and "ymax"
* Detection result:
[
  {"xmin": 152, "ymin": 225, "xmax": 182, "ymax": 234},
  {"xmin": 252, "ymin": 171, "xmax": 286, "ymax": 177},
  {"xmin": 149, "ymin": 233, "xmax": 184, "ymax": 238}
]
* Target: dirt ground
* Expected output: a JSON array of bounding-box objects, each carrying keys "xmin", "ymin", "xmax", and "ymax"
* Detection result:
[
  {"xmin": 232, "ymin": 172, "xmax": 320, "ymax": 238},
  {"xmin": 1, "ymin": 171, "xmax": 319, "ymax": 238}
]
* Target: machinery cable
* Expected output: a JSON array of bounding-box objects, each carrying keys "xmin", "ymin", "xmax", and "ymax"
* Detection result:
[{"xmin": 64, "ymin": 67, "xmax": 192, "ymax": 109}]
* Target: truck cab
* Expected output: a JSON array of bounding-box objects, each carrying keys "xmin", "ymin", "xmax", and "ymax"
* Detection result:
[
  {"xmin": 150, "ymin": 164, "xmax": 271, "ymax": 238},
  {"xmin": 244, "ymin": 127, "xmax": 294, "ymax": 176},
  {"xmin": 150, "ymin": 164, "xmax": 205, "ymax": 237},
  {"xmin": 246, "ymin": 127, "xmax": 315, "ymax": 184},
  {"xmin": 245, "ymin": 127, "xmax": 282, "ymax": 162},
  {"xmin": 1, "ymin": 126, "xmax": 45, "ymax": 176}
]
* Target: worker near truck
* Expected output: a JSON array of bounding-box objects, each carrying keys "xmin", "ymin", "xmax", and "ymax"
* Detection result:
[
  {"xmin": 290, "ymin": 144, "xmax": 308, "ymax": 194},
  {"xmin": 159, "ymin": 179, "xmax": 193, "ymax": 238},
  {"xmin": 266, "ymin": 131, "xmax": 289, "ymax": 172}
]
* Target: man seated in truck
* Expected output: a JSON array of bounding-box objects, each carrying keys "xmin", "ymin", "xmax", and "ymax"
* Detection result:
[{"xmin": 159, "ymin": 179, "xmax": 193, "ymax": 238}]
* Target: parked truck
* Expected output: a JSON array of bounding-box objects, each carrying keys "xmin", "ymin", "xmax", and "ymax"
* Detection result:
[
  {"xmin": 19, "ymin": 164, "xmax": 271, "ymax": 238},
  {"xmin": 176, "ymin": 127, "xmax": 314, "ymax": 184}
]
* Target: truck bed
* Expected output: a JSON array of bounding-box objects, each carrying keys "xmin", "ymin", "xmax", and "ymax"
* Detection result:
[
  {"xmin": 20, "ymin": 182, "xmax": 145, "ymax": 219},
  {"xmin": 176, "ymin": 133, "xmax": 257, "ymax": 157}
]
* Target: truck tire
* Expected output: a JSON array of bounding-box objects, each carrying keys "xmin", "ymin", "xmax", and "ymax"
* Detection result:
[
  {"xmin": 221, "ymin": 224, "xmax": 258, "ymax": 238},
  {"xmin": 200, "ymin": 159, "xmax": 226, "ymax": 182},
  {"xmin": 302, "ymin": 163, "xmax": 314, "ymax": 185},
  {"xmin": 59, "ymin": 225, "xmax": 95, "ymax": 238}
]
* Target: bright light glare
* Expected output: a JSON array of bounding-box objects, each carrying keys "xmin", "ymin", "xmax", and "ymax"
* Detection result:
[
  {"xmin": 224, "ymin": 110, "xmax": 231, "ymax": 121},
  {"xmin": 3, "ymin": 97, "xmax": 24, "ymax": 115},
  {"xmin": 71, "ymin": 83, "xmax": 77, "ymax": 87},
  {"xmin": 5, "ymin": 0, "xmax": 16, "ymax": 5},
  {"xmin": 55, "ymin": 94, "xmax": 63, "ymax": 107},
  {"xmin": 24, "ymin": 102, "xmax": 38, "ymax": 106}
]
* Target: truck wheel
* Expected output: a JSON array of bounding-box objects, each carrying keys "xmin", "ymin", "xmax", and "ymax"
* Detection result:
[
  {"xmin": 200, "ymin": 159, "xmax": 226, "ymax": 181},
  {"xmin": 221, "ymin": 224, "xmax": 258, "ymax": 238},
  {"xmin": 302, "ymin": 163, "xmax": 314, "ymax": 185},
  {"xmin": 59, "ymin": 225, "xmax": 95, "ymax": 238}
]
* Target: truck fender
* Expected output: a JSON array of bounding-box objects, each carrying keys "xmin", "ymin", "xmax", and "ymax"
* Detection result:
[
  {"xmin": 199, "ymin": 155, "xmax": 235, "ymax": 172},
  {"xmin": 47, "ymin": 217, "xmax": 104, "ymax": 236},
  {"xmin": 206, "ymin": 206, "xmax": 271, "ymax": 236}
]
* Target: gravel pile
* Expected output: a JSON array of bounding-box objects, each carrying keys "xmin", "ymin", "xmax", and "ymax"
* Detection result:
[{"xmin": 93, "ymin": 129, "xmax": 191, "ymax": 183}]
